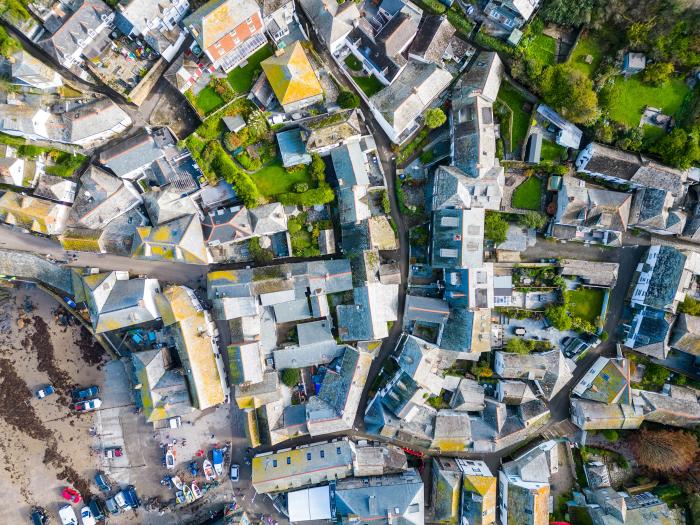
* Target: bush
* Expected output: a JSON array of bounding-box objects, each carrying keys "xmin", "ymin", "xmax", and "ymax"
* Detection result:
[
  {"xmin": 207, "ymin": 142, "xmax": 262, "ymax": 207},
  {"xmin": 281, "ymin": 368, "xmax": 301, "ymax": 387},
  {"xmin": 309, "ymin": 153, "xmax": 326, "ymax": 182},
  {"xmin": 505, "ymin": 338, "xmax": 533, "ymax": 354},
  {"xmin": 545, "ymin": 304, "xmax": 573, "ymax": 331},
  {"xmin": 235, "ymin": 151, "xmax": 261, "ymax": 171},
  {"xmin": 248, "ymin": 237, "xmax": 273, "ymax": 264},
  {"xmin": 294, "ymin": 182, "xmax": 309, "ymax": 193},
  {"xmin": 519, "ymin": 210, "xmax": 547, "ymax": 229},
  {"xmin": 424, "ymin": 108, "xmax": 447, "ymax": 129},
  {"xmin": 337, "ymin": 90, "xmax": 360, "ymax": 109},
  {"xmin": 380, "ymin": 189, "xmax": 391, "ymax": 214},
  {"xmin": 278, "ymin": 184, "xmax": 335, "ymax": 206},
  {"xmin": 485, "ymin": 211, "xmax": 509, "ymax": 244},
  {"xmin": 602, "ymin": 429, "xmax": 619, "ymax": 441}
]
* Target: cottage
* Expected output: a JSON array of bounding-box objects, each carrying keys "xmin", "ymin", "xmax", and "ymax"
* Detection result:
[{"xmin": 261, "ymin": 42, "xmax": 323, "ymax": 113}]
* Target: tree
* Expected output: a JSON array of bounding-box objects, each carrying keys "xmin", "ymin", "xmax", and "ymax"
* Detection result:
[
  {"xmin": 539, "ymin": 64, "xmax": 599, "ymax": 125},
  {"xmin": 505, "ymin": 338, "xmax": 532, "ymax": 354},
  {"xmin": 519, "ymin": 210, "xmax": 547, "ymax": 229},
  {"xmin": 545, "ymin": 304, "xmax": 572, "ymax": 330},
  {"xmin": 652, "ymin": 127, "xmax": 700, "ymax": 169},
  {"xmin": 248, "ymin": 237, "xmax": 273, "ymax": 264},
  {"xmin": 337, "ymin": 90, "xmax": 360, "ymax": 109},
  {"xmin": 631, "ymin": 428, "xmax": 699, "ymax": 473},
  {"xmin": 424, "ymin": 108, "xmax": 447, "ymax": 129},
  {"xmin": 485, "ymin": 212, "xmax": 509, "ymax": 244},
  {"xmin": 602, "ymin": 429, "xmax": 619, "ymax": 441},
  {"xmin": 281, "ymin": 368, "xmax": 301, "ymax": 387},
  {"xmin": 0, "ymin": 27, "xmax": 20, "ymax": 59},
  {"xmin": 539, "ymin": 0, "xmax": 597, "ymax": 26},
  {"xmin": 309, "ymin": 153, "xmax": 326, "ymax": 182},
  {"xmin": 627, "ymin": 21, "xmax": 653, "ymax": 47},
  {"xmin": 642, "ymin": 62, "xmax": 675, "ymax": 86}
]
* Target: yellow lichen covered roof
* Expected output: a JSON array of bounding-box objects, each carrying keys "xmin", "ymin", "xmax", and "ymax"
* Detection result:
[
  {"xmin": 0, "ymin": 191, "xmax": 58, "ymax": 234},
  {"xmin": 156, "ymin": 285, "xmax": 200, "ymax": 326},
  {"xmin": 463, "ymin": 475, "xmax": 497, "ymax": 497},
  {"xmin": 261, "ymin": 42, "xmax": 323, "ymax": 105}
]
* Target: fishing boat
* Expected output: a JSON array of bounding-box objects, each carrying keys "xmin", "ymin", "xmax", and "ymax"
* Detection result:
[
  {"xmin": 165, "ymin": 446, "xmax": 176, "ymax": 470},
  {"xmin": 171, "ymin": 476, "xmax": 183, "ymax": 490},
  {"xmin": 182, "ymin": 484, "xmax": 194, "ymax": 504},
  {"xmin": 191, "ymin": 481, "xmax": 202, "ymax": 500},
  {"xmin": 203, "ymin": 458, "xmax": 215, "ymax": 481},
  {"xmin": 212, "ymin": 448, "xmax": 224, "ymax": 477},
  {"xmin": 224, "ymin": 502, "xmax": 239, "ymax": 523},
  {"xmin": 175, "ymin": 491, "xmax": 185, "ymax": 505}
]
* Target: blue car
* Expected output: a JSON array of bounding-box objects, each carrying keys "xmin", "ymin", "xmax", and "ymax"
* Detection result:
[
  {"xmin": 95, "ymin": 471, "xmax": 110, "ymax": 493},
  {"xmin": 72, "ymin": 385, "xmax": 99, "ymax": 400}
]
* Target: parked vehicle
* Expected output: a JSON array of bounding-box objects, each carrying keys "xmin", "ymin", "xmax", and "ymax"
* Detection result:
[
  {"xmin": 29, "ymin": 507, "xmax": 48, "ymax": 525},
  {"xmin": 64, "ymin": 297, "xmax": 77, "ymax": 309},
  {"xmin": 35, "ymin": 385, "xmax": 55, "ymax": 399},
  {"xmin": 212, "ymin": 448, "xmax": 224, "ymax": 477},
  {"xmin": 88, "ymin": 498, "xmax": 107, "ymax": 521},
  {"xmin": 165, "ymin": 446, "xmax": 175, "ymax": 469},
  {"xmin": 79, "ymin": 507, "xmax": 96, "ymax": 525},
  {"xmin": 103, "ymin": 447, "xmax": 123, "ymax": 458},
  {"xmin": 104, "ymin": 497, "xmax": 119, "ymax": 515},
  {"xmin": 73, "ymin": 399, "xmax": 102, "ymax": 412},
  {"xmin": 94, "ymin": 471, "xmax": 110, "ymax": 493},
  {"xmin": 123, "ymin": 485, "xmax": 140, "ymax": 509},
  {"xmin": 62, "ymin": 487, "xmax": 81, "ymax": 504},
  {"xmin": 230, "ymin": 464, "xmax": 239, "ymax": 482},
  {"xmin": 58, "ymin": 505, "xmax": 78, "ymax": 525},
  {"xmin": 72, "ymin": 386, "xmax": 99, "ymax": 401}
]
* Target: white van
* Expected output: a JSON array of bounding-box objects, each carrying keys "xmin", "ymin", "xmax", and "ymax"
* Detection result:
[
  {"xmin": 58, "ymin": 505, "xmax": 78, "ymax": 525},
  {"xmin": 79, "ymin": 507, "xmax": 96, "ymax": 525}
]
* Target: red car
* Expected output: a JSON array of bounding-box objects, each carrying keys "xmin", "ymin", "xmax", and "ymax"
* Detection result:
[
  {"xmin": 103, "ymin": 447, "xmax": 123, "ymax": 458},
  {"xmin": 61, "ymin": 487, "xmax": 81, "ymax": 504}
]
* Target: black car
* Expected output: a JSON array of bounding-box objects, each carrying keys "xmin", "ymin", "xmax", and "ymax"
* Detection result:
[
  {"xmin": 89, "ymin": 497, "xmax": 108, "ymax": 521},
  {"xmin": 30, "ymin": 507, "xmax": 48, "ymax": 525}
]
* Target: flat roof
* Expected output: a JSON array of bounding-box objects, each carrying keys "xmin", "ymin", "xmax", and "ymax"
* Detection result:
[{"xmin": 288, "ymin": 486, "xmax": 332, "ymax": 522}]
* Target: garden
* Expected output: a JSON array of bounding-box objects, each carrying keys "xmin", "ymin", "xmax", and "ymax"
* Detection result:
[
  {"xmin": 602, "ymin": 75, "xmax": 691, "ymax": 128},
  {"xmin": 227, "ymin": 45, "xmax": 273, "ymax": 93},
  {"xmin": 352, "ymin": 74, "xmax": 384, "ymax": 98},
  {"xmin": 496, "ymin": 82, "xmax": 532, "ymax": 154},
  {"xmin": 566, "ymin": 286, "xmax": 605, "ymax": 324},
  {"xmin": 0, "ymin": 133, "xmax": 87, "ymax": 180},
  {"xmin": 511, "ymin": 176, "xmax": 542, "ymax": 211},
  {"xmin": 540, "ymin": 139, "xmax": 567, "ymax": 162},
  {"xmin": 567, "ymin": 32, "xmax": 604, "ymax": 79},
  {"xmin": 287, "ymin": 211, "xmax": 333, "ymax": 257}
]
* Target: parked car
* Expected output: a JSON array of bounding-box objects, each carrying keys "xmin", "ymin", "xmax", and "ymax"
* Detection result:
[
  {"xmin": 104, "ymin": 497, "xmax": 119, "ymax": 515},
  {"xmin": 123, "ymin": 485, "xmax": 140, "ymax": 509},
  {"xmin": 94, "ymin": 471, "xmax": 110, "ymax": 493},
  {"xmin": 72, "ymin": 386, "xmax": 99, "ymax": 401},
  {"xmin": 79, "ymin": 506, "xmax": 96, "ymax": 525},
  {"xmin": 30, "ymin": 507, "xmax": 48, "ymax": 525},
  {"xmin": 230, "ymin": 464, "xmax": 239, "ymax": 482},
  {"xmin": 62, "ymin": 487, "xmax": 81, "ymax": 504},
  {"xmin": 73, "ymin": 399, "xmax": 102, "ymax": 412},
  {"xmin": 58, "ymin": 505, "xmax": 78, "ymax": 525},
  {"xmin": 35, "ymin": 385, "xmax": 55, "ymax": 399},
  {"xmin": 103, "ymin": 447, "xmax": 123, "ymax": 458},
  {"xmin": 88, "ymin": 498, "xmax": 107, "ymax": 521}
]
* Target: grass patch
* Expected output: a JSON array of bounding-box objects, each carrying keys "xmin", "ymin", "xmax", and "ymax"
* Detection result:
[
  {"xmin": 227, "ymin": 45, "xmax": 274, "ymax": 94},
  {"xmin": 541, "ymin": 140, "xmax": 567, "ymax": 162},
  {"xmin": 44, "ymin": 151, "xmax": 87, "ymax": 178},
  {"xmin": 250, "ymin": 160, "xmax": 312, "ymax": 198},
  {"xmin": 605, "ymin": 76, "xmax": 690, "ymax": 128},
  {"xmin": 528, "ymin": 33, "xmax": 557, "ymax": 66},
  {"xmin": 568, "ymin": 34, "xmax": 604, "ymax": 78},
  {"xmin": 566, "ymin": 287, "xmax": 604, "ymax": 323},
  {"xmin": 497, "ymin": 82, "xmax": 531, "ymax": 152},
  {"xmin": 344, "ymin": 54, "xmax": 363, "ymax": 71},
  {"xmin": 353, "ymin": 74, "xmax": 384, "ymax": 97},
  {"xmin": 511, "ymin": 176, "xmax": 542, "ymax": 210},
  {"xmin": 195, "ymin": 86, "xmax": 225, "ymax": 115}
]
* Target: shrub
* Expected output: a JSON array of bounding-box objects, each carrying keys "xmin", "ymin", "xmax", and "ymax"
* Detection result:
[
  {"xmin": 281, "ymin": 368, "xmax": 301, "ymax": 387},
  {"xmin": 424, "ymin": 108, "xmax": 447, "ymax": 129},
  {"xmin": 485, "ymin": 211, "xmax": 509, "ymax": 244},
  {"xmin": 545, "ymin": 304, "xmax": 573, "ymax": 330},
  {"xmin": 309, "ymin": 153, "xmax": 326, "ymax": 182},
  {"xmin": 337, "ymin": 90, "xmax": 360, "ymax": 109},
  {"xmin": 602, "ymin": 429, "xmax": 619, "ymax": 441},
  {"xmin": 278, "ymin": 184, "xmax": 335, "ymax": 206},
  {"xmin": 248, "ymin": 237, "xmax": 273, "ymax": 264},
  {"xmin": 505, "ymin": 338, "xmax": 532, "ymax": 354},
  {"xmin": 208, "ymin": 142, "xmax": 262, "ymax": 207}
]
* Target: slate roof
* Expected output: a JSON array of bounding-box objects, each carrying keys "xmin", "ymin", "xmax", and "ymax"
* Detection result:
[
  {"xmin": 559, "ymin": 259, "xmax": 619, "ymax": 288},
  {"xmin": 337, "ymin": 283, "xmax": 398, "ymax": 341},
  {"xmin": 298, "ymin": 0, "xmax": 359, "ymax": 47},
  {"xmin": 143, "ymin": 186, "xmax": 199, "ymax": 225},
  {"xmin": 495, "ymin": 349, "xmax": 572, "ymax": 400},
  {"xmin": 12, "ymin": 50, "xmax": 59, "ymax": 85},
  {"xmin": 430, "ymin": 165, "xmax": 503, "ymax": 210},
  {"xmin": 629, "ymin": 187, "xmax": 686, "ymax": 234},
  {"xmin": 32, "ymin": 173, "xmax": 77, "ymax": 204},
  {"xmin": 301, "ymin": 109, "xmax": 362, "ymax": 152},
  {"xmin": 408, "ymin": 15, "xmax": 456, "ymax": 63},
  {"xmin": 132, "ymin": 348, "xmax": 193, "ymax": 422},
  {"xmin": 277, "ymin": 129, "xmax": 311, "ymax": 167},
  {"xmin": 202, "ymin": 205, "xmax": 253, "ymax": 245},
  {"xmin": 249, "ymin": 202, "xmax": 287, "ymax": 235},
  {"xmin": 640, "ymin": 246, "xmax": 687, "ymax": 310},
  {"xmin": 132, "ymin": 214, "xmax": 209, "ymax": 264},
  {"xmin": 370, "ymin": 60, "xmax": 452, "ymax": 137},
  {"xmin": 573, "ymin": 357, "xmax": 631, "ymax": 404},
  {"xmin": 38, "ymin": 0, "xmax": 112, "ymax": 64},
  {"xmin": 670, "ymin": 313, "xmax": 700, "ymax": 356},
  {"xmin": 430, "ymin": 207, "xmax": 485, "ymax": 269},
  {"xmin": 0, "ymin": 250, "xmax": 75, "ymax": 294},
  {"xmin": 376, "ymin": 12, "xmax": 419, "ymax": 58},
  {"xmin": 331, "ymin": 141, "xmax": 369, "ymax": 188},
  {"xmin": 556, "ymin": 176, "xmax": 632, "ymax": 233},
  {"xmin": 334, "ymin": 469, "xmax": 424, "ymax": 525},
  {"xmin": 64, "ymin": 98, "xmax": 131, "ymax": 144},
  {"xmin": 98, "ymin": 128, "xmax": 171, "ymax": 178},
  {"xmin": 261, "ymin": 41, "xmax": 323, "ymax": 106},
  {"xmin": 0, "ymin": 191, "xmax": 70, "ymax": 235},
  {"xmin": 536, "ymin": 104, "xmax": 582, "ymax": 149},
  {"xmin": 625, "ymin": 307, "xmax": 673, "ymax": 359}
]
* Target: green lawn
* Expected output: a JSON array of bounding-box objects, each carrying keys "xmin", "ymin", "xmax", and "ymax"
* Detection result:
[
  {"xmin": 511, "ymin": 176, "xmax": 542, "ymax": 211},
  {"xmin": 541, "ymin": 140, "xmax": 567, "ymax": 161},
  {"xmin": 353, "ymin": 74, "xmax": 384, "ymax": 97},
  {"xmin": 527, "ymin": 33, "xmax": 557, "ymax": 66},
  {"xmin": 497, "ymin": 82, "xmax": 531, "ymax": 152},
  {"xmin": 227, "ymin": 45, "xmax": 274, "ymax": 94},
  {"xmin": 344, "ymin": 54, "xmax": 363, "ymax": 71},
  {"xmin": 250, "ymin": 160, "xmax": 312, "ymax": 198},
  {"xmin": 568, "ymin": 34, "xmax": 604, "ymax": 78},
  {"xmin": 606, "ymin": 76, "xmax": 690, "ymax": 127},
  {"xmin": 195, "ymin": 86, "xmax": 225, "ymax": 115},
  {"xmin": 567, "ymin": 287, "xmax": 605, "ymax": 323}
]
